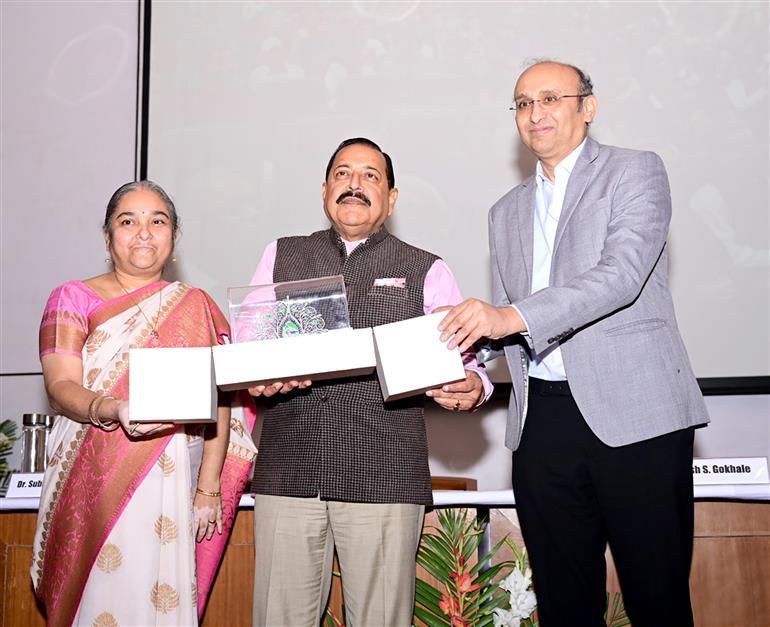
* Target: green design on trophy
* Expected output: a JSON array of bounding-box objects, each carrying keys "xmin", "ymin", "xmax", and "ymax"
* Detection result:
[{"xmin": 228, "ymin": 275, "xmax": 350, "ymax": 343}]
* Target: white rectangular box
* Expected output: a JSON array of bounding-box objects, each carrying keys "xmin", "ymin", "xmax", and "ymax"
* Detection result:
[
  {"xmin": 212, "ymin": 327, "xmax": 376, "ymax": 391},
  {"xmin": 373, "ymin": 312, "xmax": 466, "ymax": 401},
  {"xmin": 129, "ymin": 346, "xmax": 217, "ymax": 422}
]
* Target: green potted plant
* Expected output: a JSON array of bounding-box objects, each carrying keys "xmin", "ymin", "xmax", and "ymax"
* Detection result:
[
  {"xmin": 0, "ymin": 419, "xmax": 20, "ymax": 494},
  {"xmin": 414, "ymin": 508, "xmax": 513, "ymax": 626}
]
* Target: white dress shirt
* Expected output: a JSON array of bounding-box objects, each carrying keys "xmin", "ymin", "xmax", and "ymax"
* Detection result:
[{"xmin": 525, "ymin": 139, "xmax": 586, "ymax": 381}]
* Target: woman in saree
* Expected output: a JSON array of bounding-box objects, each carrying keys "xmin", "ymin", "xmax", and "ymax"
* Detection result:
[{"xmin": 31, "ymin": 180, "xmax": 257, "ymax": 627}]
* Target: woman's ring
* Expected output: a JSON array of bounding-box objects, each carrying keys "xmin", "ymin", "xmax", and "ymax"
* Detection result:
[{"xmin": 453, "ymin": 400, "xmax": 461, "ymax": 411}]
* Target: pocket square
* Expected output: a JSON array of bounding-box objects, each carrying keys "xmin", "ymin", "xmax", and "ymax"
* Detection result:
[{"xmin": 373, "ymin": 278, "xmax": 406, "ymax": 288}]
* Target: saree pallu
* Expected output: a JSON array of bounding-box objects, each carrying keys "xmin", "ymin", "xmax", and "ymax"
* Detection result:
[{"xmin": 32, "ymin": 281, "xmax": 257, "ymax": 627}]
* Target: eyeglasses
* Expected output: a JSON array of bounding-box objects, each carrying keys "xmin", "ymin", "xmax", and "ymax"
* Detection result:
[{"xmin": 510, "ymin": 94, "xmax": 587, "ymax": 113}]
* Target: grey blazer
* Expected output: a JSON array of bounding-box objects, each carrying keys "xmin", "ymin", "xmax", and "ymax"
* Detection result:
[{"xmin": 491, "ymin": 137, "xmax": 709, "ymax": 450}]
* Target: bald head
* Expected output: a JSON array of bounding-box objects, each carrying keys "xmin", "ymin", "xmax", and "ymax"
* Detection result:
[{"xmin": 513, "ymin": 61, "xmax": 597, "ymax": 176}]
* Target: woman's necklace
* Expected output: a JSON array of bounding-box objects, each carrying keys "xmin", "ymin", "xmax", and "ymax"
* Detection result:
[{"xmin": 113, "ymin": 273, "xmax": 162, "ymax": 340}]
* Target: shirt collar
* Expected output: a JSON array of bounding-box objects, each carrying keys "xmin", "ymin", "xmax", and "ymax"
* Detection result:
[
  {"xmin": 536, "ymin": 138, "xmax": 587, "ymax": 184},
  {"xmin": 342, "ymin": 237, "xmax": 364, "ymax": 255},
  {"xmin": 330, "ymin": 225, "xmax": 389, "ymax": 256}
]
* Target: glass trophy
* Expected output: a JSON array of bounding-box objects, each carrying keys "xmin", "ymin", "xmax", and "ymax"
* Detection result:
[{"xmin": 228, "ymin": 275, "xmax": 350, "ymax": 343}]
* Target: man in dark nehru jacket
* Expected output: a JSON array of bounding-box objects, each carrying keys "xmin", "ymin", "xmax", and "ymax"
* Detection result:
[
  {"xmin": 440, "ymin": 60, "xmax": 710, "ymax": 627},
  {"xmin": 247, "ymin": 137, "xmax": 492, "ymax": 627}
]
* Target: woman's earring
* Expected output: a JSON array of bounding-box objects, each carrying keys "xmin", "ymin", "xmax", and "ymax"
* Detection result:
[
  {"xmin": 105, "ymin": 255, "xmax": 112, "ymax": 264},
  {"xmin": 172, "ymin": 255, "xmax": 177, "ymax": 262}
]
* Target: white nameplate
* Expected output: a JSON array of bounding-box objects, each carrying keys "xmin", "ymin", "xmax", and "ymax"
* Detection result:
[
  {"xmin": 692, "ymin": 457, "xmax": 769, "ymax": 485},
  {"xmin": 5, "ymin": 473, "xmax": 44, "ymax": 498}
]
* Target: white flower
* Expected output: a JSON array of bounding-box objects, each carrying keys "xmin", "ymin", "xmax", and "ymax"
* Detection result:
[
  {"xmin": 510, "ymin": 587, "xmax": 537, "ymax": 620},
  {"xmin": 498, "ymin": 566, "xmax": 537, "ymax": 620},
  {"xmin": 500, "ymin": 566, "xmax": 531, "ymax": 595},
  {"xmin": 493, "ymin": 607, "xmax": 521, "ymax": 627}
]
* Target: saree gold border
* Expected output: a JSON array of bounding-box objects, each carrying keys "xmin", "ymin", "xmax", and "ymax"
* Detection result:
[
  {"xmin": 36, "ymin": 286, "xmax": 192, "ymax": 575},
  {"xmin": 34, "ymin": 424, "xmax": 89, "ymax": 585},
  {"xmin": 92, "ymin": 284, "xmax": 192, "ymax": 394},
  {"xmin": 227, "ymin": 442, "xmax": 257, "ymax": 463},
  {"xmin": 142, "ymin": 282, "xmax": 191, "ymax": 345},
  {"xmin": 88, "ymin": 280, "xmax": 171, "ymax": 335},
  {"xmin": 40, "ymin": 307, "xmax": 89, "ymax": 328},
  {"xmin": 39, "ymin": 319, "xmax": 88, "ymax": 356},
  {"xmin": 34, "ymin": 339, "xmax": 134, "ymax": 596}
]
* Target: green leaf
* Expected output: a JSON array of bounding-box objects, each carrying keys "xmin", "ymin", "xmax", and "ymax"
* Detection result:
[
  {"xmin": 417, "ymin": 543, "xmax": 454, "ymax": 568},
  {"xmin": 420, "ymin": 532, "xmax": 456, "ymax": 556},
  {"xmin": 477, "ymin": 613, "xmax": 500, "ymax": 627},
  {"xmin": 416, "ymin": 545, "xmax": 453, "ymax": 572},
  {"xmin": 422, "ymin": 532, "xmax": 458, "ymax": 558},
  {"xmin": 416, "ymin": 560, "xmax": 453, "ymax": 581},
  {"xmin": 414, "ymin": 579, "xmax": 443, "ymax": 606},
  {"xmin": 470, "ymin": 537, "xmax": 511, "ymax": 575},
  {"xmin": 478, "ymin": 595, "xmax": 509, "ymax": 614},
  {"xmin": 474, "ymin": 563, "xmax": 512, "ymax": 588},
  {"xmin": 413, "ymin": 605, "xmax": 450, "ymax": 627},
  {"xmin": 420, "ymin": 534, "xmax": 457, "ymax": 560},
  {"xmin": 462, "ymin": 536, "xmax": 481, "ymax": 562}
]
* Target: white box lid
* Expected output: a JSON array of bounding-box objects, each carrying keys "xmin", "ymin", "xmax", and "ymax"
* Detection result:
[
  {"xmin": 212, "ymin": 327, "xmax": 376, "ymax": 391},
  {"xmin": 373, "ymin": 312, "xmax": 466, "ymax": 401},
  {"xmin": 129, "ymin": 346, "xmax": 216, "ymax": 422}
]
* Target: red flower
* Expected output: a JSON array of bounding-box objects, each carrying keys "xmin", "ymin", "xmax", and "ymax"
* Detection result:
[
  {"xmin": 439, "ymin": 592, "xmax": 459, "ymax": 616},
  {"xmin": 455, "ymin": 572, "xmax": 480, "ymax": 594}
]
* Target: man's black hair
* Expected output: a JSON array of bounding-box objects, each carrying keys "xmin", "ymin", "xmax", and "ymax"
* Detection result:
[{"xmin": 324, "ymin": 137, "xmax": 395, "ymax": 189}]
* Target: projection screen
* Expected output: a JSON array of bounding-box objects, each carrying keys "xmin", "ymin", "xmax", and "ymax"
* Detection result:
[{"xmin": 146, "ymin": 1, "xmax": 770, "ymax": 382}]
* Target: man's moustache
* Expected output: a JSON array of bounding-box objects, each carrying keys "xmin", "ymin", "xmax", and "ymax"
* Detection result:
[{"xmin": 336, "ymin": 190, "xmax": 371, "ymax": 206}]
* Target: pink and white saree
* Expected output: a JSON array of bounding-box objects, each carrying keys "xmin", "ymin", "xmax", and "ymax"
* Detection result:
[{"xmin": 32, "ymin": 280, "xmax": 257, "ymax": 627}]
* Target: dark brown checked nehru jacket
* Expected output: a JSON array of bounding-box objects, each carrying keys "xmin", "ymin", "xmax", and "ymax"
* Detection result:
[{"xmin": 252, "ymin": 227, "xmax": 439, "ymax": 505}]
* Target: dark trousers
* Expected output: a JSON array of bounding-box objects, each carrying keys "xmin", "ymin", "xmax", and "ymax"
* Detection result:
[{"xmin": 512, "ymin": 378, "xmax": 695, "ymax": 627}]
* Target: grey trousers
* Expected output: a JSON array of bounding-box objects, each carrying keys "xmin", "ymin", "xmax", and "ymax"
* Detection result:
[{"xmin": 252, "ymin": 494, "xmax": 424, "ymax": 627}]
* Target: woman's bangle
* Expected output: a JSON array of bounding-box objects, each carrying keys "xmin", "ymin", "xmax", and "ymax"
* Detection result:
[
  {"xmin": 90, "ymin": 394, "xmax": 115, "ymax": 428},
  {"xmin": 195, "ymin": 487, "xmax": 222, "ymax": 498},
  {"xmin": 87, "ymin": 394, "xmax": 101, "ymax": 425},
  {"xmin": 88, "ymin": 393, "xmax": 118, "ymax": 431},
  {"xmin": 87, "ymin": 393, "xmax": 106, "ymax": 426}
]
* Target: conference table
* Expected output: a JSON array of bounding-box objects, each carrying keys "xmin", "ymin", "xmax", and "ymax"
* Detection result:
[
  {"xmin": 1, "ymin": 485, "xmax": 768, "ymax": 626},
  {"xmin": 3, "ymin": 483, "xmax": 769, "ymax": 512}
]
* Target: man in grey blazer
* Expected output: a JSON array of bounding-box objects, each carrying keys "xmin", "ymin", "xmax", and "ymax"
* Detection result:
[{"xmin": 440, "ymin": 60, "xmax": 709, "ymax": 626}]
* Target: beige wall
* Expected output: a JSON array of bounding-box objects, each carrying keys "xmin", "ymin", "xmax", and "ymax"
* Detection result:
[{"xmin": 0, "ymin": 1, "xmax": 138, "ymax": 470}]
